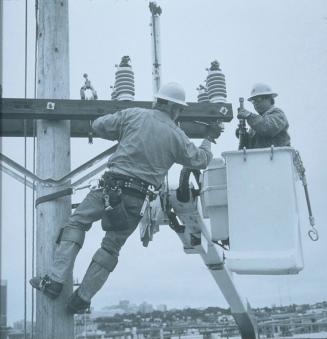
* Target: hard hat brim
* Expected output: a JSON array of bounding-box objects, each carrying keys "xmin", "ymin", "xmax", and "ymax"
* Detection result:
[
  {"xmin": 248, "ymin": 92, "xmax": 278, "ymax": 102},
  {"xmin": 154, "ymin": 94, "xmax": 188, "ymax": 106}
]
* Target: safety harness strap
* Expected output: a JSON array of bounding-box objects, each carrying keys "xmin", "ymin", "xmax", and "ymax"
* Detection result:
[{"xmin": 35, "ymin": 188, "xmax": 73, "ymax": 207}]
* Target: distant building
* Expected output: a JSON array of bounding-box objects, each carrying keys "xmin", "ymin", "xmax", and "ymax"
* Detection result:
[
  {"xmin": 139, "ymin": 302, "xmax": 153, "ymax": 314},
  {"xmin": 0, "ymin": 280, "xmax": 7, "ymax": 328},
  {"xmin": 90, "ymin": 307, "xmax": 125, "ymax": 319},
  {"xmin": 118, "ymin": 300, "xmax": 130, "ymax": 311},
  {"xmin": 0, "ymin": 280, "xmax": 8, "ymax": 339},
  {"xmin": 157, "ymin": 304, "xmax": 167, "ymax": 312},
  {"xmin": 13, "ymin": 320, "xmax": 33, "ymax": 334}
]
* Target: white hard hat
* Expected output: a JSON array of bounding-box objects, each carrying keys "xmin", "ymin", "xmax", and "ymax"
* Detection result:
[
  {"xmin": 248, "ymin": 83, "xmax": 278, "ymax": 101},
  {"xmin": 155, "ymin": 82, "xmax": 188, "ymax": 106}
]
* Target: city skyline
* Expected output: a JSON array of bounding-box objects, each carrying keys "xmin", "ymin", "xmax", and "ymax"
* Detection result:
[
  {"xmin": 4, "ymin": 296, "xmax": 327, "ymax": 327},
  {"xmin": 5, "ymin": 300, "xmax": 327, "ymax": 339}
]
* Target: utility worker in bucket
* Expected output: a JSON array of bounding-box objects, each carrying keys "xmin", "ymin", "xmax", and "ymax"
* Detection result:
[
  {"xmin": 236, "ymin": 83, "xmax": 291, "ymax": 148},
  {"xmin": 30, "ymin": 82, "xmax": 221, "ymax": 314}
]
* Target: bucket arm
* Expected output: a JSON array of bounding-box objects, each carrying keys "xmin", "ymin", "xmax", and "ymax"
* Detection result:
[{"xmin": 168, "ymin": 190, "xmax": 259, "ymax": 339}]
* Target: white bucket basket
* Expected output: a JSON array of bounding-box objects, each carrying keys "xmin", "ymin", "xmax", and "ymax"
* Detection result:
[
  {"xmin": 201, "ymin": 158, "xmax": 229, "ymax": 241},
  {"xmin": 222, "ymin": 147, "xmax": 304, "ymax": 275}
]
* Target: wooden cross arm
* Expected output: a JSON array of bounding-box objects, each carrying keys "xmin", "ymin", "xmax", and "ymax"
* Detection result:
[{"xmin": 0, "ymin": 98, "xmax": 233, "ymax": 138}]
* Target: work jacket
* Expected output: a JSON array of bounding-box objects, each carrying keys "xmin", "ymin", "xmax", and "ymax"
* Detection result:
[
  {"xmin": 92, "ymin": 108, "xmax": 212, "ymax": 188},
  {"xmin": 246, "ymin": 106, "xmax": 291, "ymax": 149}
]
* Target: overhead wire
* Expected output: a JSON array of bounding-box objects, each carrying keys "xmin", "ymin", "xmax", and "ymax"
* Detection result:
[
  {"xmin": 31, "ymin": 1, "xmax": 39, "ymax": 337},
  {"xmin": 23, "ymin": 0, "xmax": 29, "ymax": 338},
  {"xmin": 23, "ymin": 0, "xmax": 28, "ymax": 338}
]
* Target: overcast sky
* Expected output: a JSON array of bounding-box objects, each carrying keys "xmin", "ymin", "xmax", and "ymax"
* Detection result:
[{"xmin": 1, "ymin": 0, "xmax": 327, "ymax": 326}]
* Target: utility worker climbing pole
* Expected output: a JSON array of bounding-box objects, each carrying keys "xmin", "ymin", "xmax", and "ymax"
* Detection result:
[
  {"xmin": 30, "ymin": 82, "xmax": 222, "ymax": 314},
  {"xmin": 236, "ymin": 83, "xmax": 291, "ymax": 148}
]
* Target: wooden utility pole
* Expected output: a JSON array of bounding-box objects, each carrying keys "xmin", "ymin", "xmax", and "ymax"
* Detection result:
[
  {"xmin": 0, "ymin": 0, "xmax": 2, "ymax": 98},
  {"xmin": 36, "ymin": 1, "xmax": 73, "ymax": 338},
  {"xmin": 0, "ymin": 0, "xmax": 3, "ymax": 297}
]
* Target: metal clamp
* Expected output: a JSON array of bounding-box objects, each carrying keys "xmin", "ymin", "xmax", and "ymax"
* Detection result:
[
  {"xmin": 80, "ymin": 73, "xmax": 98, "ymax": 100},
  {"xmin": 206, "ymin": 262, "xmax": 224, "ymax": 271}
]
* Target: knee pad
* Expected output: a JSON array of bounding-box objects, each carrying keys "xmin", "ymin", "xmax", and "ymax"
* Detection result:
[
  {"xmin": 57, "ymin": 226, "xmax": 85, "ymax": 248},
  {"xmin": 92, "ymin": 247, "xmax": 118, "ymax": 272}
]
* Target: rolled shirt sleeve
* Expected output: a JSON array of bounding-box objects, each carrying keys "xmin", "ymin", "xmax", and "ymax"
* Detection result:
[
  {"xmin": 177, "ymin": 137, "xmax": 213, "ymax": 169},
  {"xmin": 92, "ymin": 111, "xmax": 125, "ymax": 140}
]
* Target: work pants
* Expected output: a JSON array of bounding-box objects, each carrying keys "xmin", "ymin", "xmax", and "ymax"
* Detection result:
[{"xmin": 50, "ymin": 188, "xmax": 144, "ymax": 301}]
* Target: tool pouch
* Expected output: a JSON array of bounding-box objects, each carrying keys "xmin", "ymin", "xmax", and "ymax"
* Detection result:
[{"xmin": 102, "ymin": 192, "xmax": 129, "ymax": 232}]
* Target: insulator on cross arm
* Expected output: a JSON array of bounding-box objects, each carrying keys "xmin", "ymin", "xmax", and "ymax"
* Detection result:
[
  {"xmin": 196, "ymin": 84, "xmax": 209, "ymax": 103},
  {"xmin": 206, "ymin": 60, "xmax": 227, "ymax": 103},
  {"xmin": 80, "ymin": 73, "xmax": 98, "ymax": 100},
  {"xmin": 112, "ymin": 56, "xmax": 135, "ymax": 101}
]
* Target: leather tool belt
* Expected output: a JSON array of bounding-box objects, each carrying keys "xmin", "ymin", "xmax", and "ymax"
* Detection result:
[{"xmin": 99, "ymin": 172, "xmax": 151, "ymax": 198}]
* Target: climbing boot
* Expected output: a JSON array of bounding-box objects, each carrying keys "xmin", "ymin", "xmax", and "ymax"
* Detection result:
[
  {"xmin": 66, "ymin": 289, "xmax": 91, "ymax": 314},
  {"xmin": 29, "ymin": 275, "xmax": 63, "ymax": 299}
]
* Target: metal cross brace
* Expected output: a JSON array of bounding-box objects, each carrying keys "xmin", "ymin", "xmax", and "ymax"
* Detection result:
[{"xmin": 0, "ymin": 143, "xmax": 117, "ymax": 188}]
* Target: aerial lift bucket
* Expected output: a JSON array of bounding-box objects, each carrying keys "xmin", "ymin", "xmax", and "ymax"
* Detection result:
[{"xmin": 202, "ymin": 147, "xmax": 304, "ymax": 275}]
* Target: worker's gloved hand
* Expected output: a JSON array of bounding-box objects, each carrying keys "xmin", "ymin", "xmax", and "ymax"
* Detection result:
[
  {"xmin": 237, "ymin": 108, "xmax": 252, "ymax": 119},
  {"xmin": 108, "ymin": 189, "xmax": 122, "ymax": 207},
  {"xmin": 206, "ymin": 123, "xmax": 223, "ymax": 144}
]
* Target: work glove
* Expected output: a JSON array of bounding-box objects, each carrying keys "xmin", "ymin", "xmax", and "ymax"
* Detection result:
[
  {"xmin": 206, "ymin": 123, "xmax": 223, "ymax": 144},
  {"xmin": 237, "ymin": 108, "xmax": 252, "ymax": 119},
  {"xmin": 108, "ymin": 189, "xmax": 122, "ymax": 207}
]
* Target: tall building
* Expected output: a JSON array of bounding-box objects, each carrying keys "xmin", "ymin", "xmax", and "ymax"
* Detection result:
[
  {"xmin": 0, "ymin": 280, "xmax": 7, "ymax": 339},
  {"xmin": 157, "ymin": 304, "xmax": 167, "ymax": 312},
  {"xmin": 139, "ymin": 302, "xmax": 153, "ymax": 314},
  {"xmin": 0, "ymin": 280, "xmax": 7, "ymax": 327}
]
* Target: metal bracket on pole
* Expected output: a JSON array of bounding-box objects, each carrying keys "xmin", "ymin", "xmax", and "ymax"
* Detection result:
[
  {"xmin": 0, "ymin": 143, "xmax": 118, "ymax": 187},
  {"xmin": 1, "ymin": 149, "xmax": 113, "ymax": 207},
  {"xmin": 0, "ymin": 164, "xmax": 35, "ymax": 189}
]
